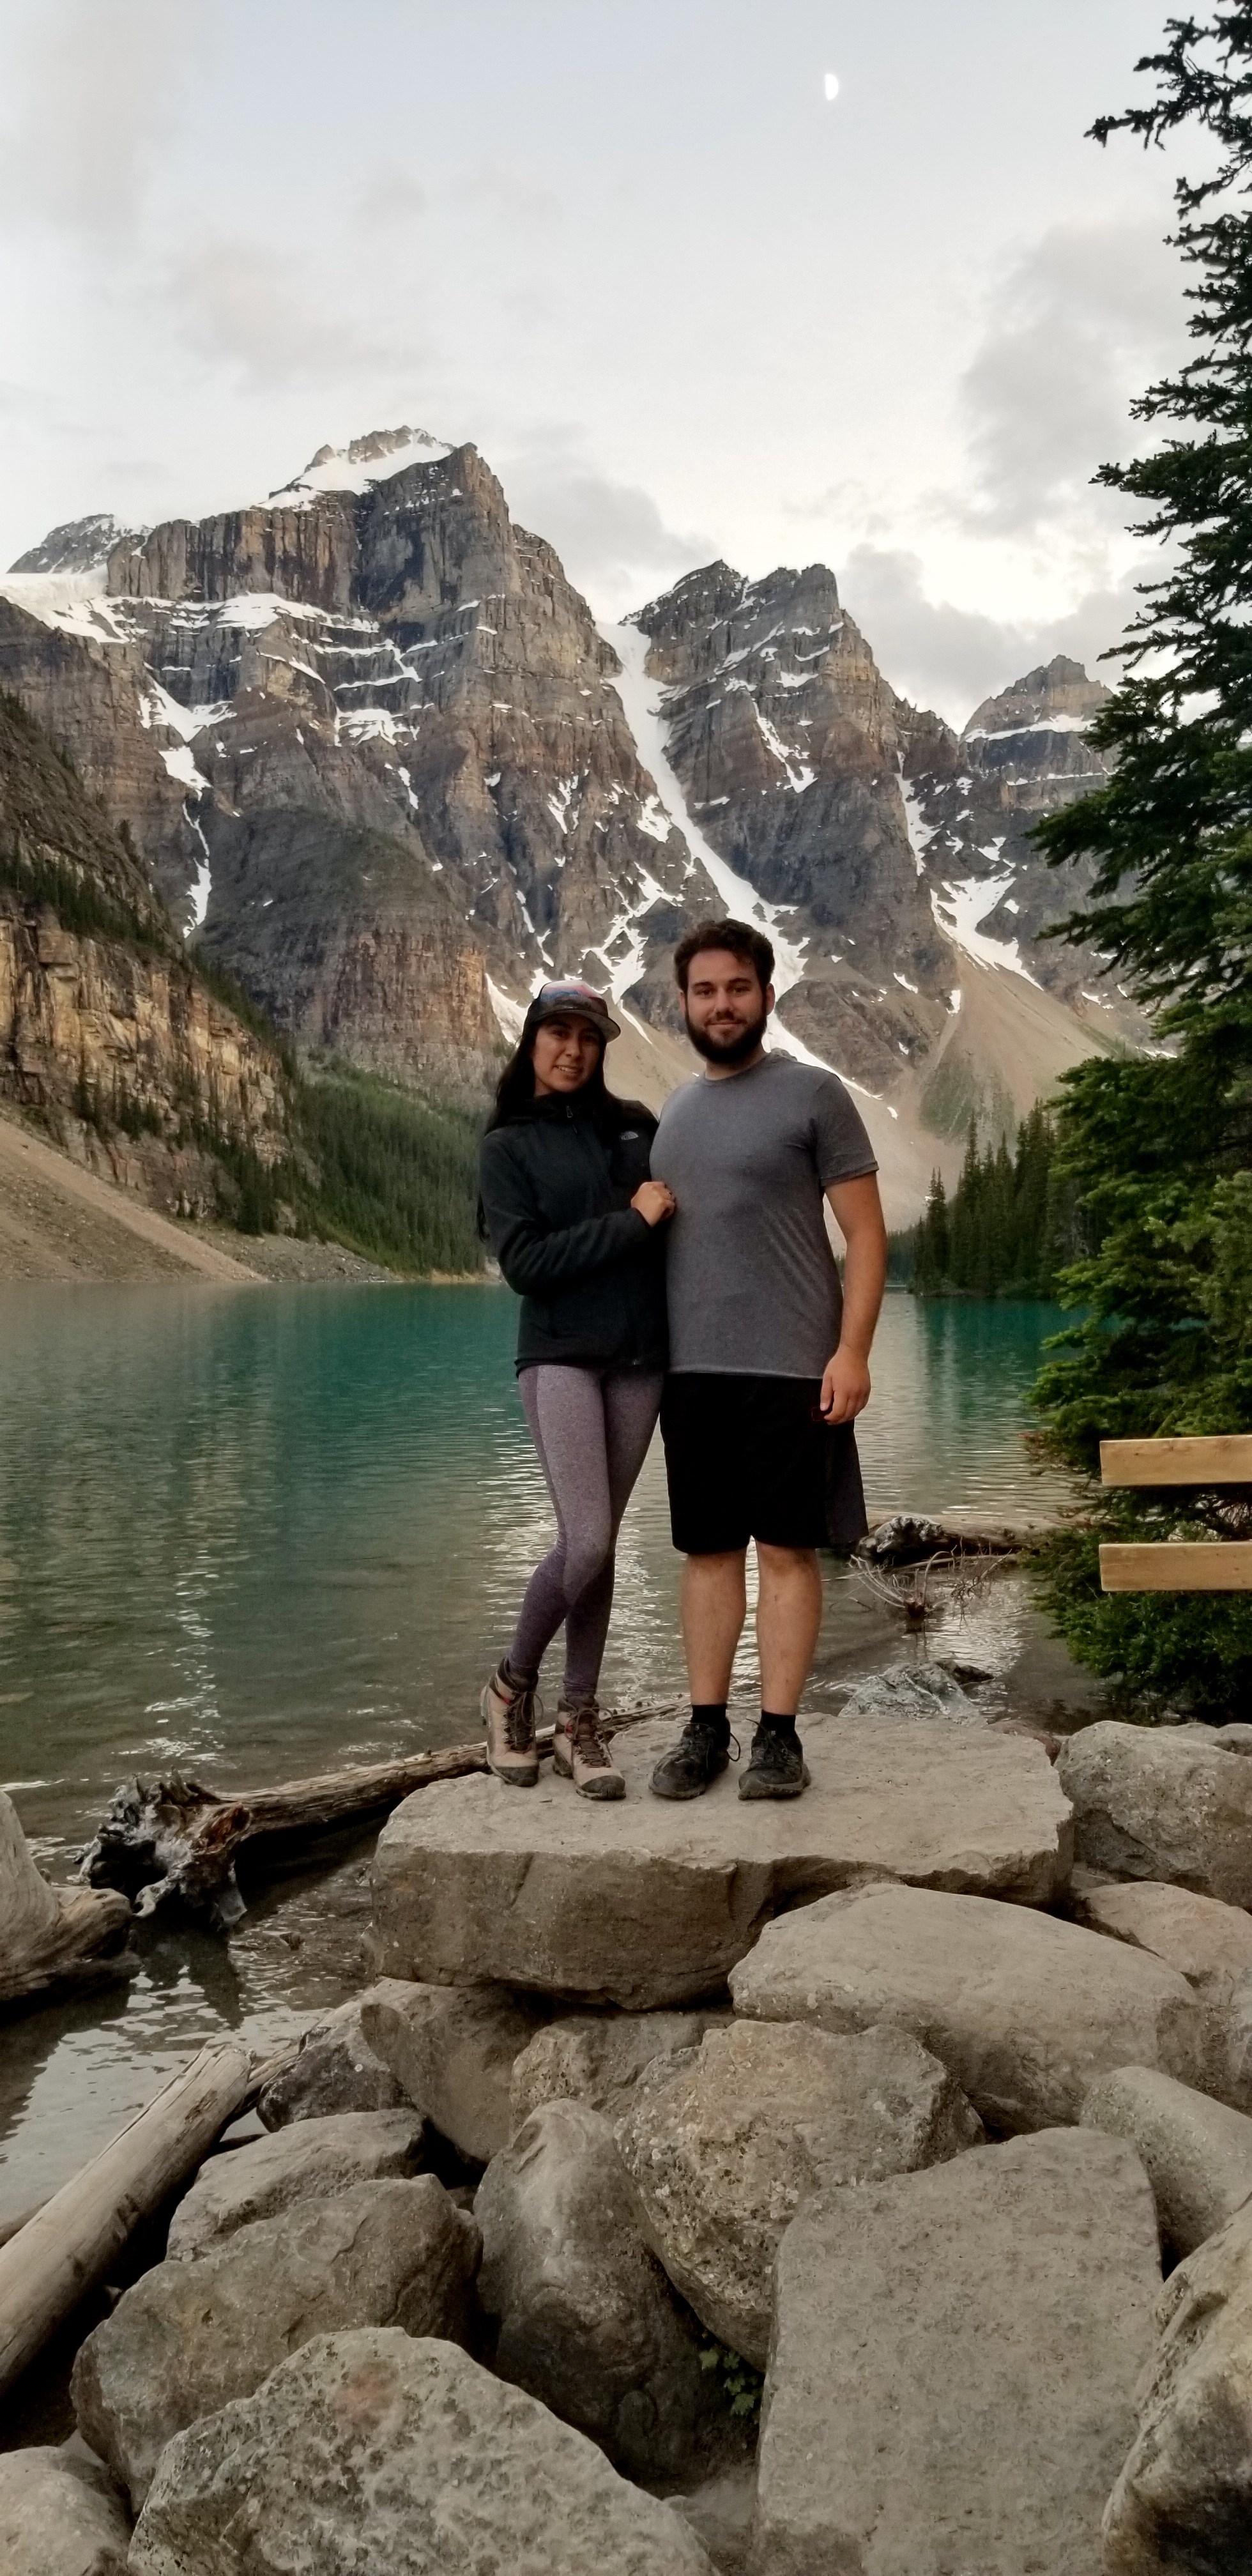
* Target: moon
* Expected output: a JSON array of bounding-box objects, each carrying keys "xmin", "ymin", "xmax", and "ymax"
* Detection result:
[{"xmin": 824, "ymin": 72, "xmax": 840, "ymax": 101}]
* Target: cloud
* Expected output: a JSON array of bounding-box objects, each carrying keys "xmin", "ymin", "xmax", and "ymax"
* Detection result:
[
  {"xmin": 171, "ymin": 240, "xmax": 416, "ymax": 390},
  {"xmin": 839, "ymin": 540, "xmax": 1147, "ymax": 729},
  {"xmin": 497, "ymin": 440, "xmax": 714, "ymax": 618},
  {"xmin": 949, "ymin": 217, "xmax": 1187, "ymax": 539},
  {"xmin": 0, "ymin": 0, "xmax": 192, "ymax": 236}
]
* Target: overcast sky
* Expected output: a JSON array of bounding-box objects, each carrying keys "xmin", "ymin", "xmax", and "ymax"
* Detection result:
[{"xmin": 0, "ymin": 0, "xmax": 1195, "ymax": 723}]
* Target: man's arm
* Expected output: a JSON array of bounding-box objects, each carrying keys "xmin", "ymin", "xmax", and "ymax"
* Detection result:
[{"xmin": 820, "ymin": 1172, "xmax": 888, "ymax": 1422}]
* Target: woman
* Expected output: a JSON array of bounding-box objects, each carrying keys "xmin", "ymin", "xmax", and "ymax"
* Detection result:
[{"xmin": 478, "ymin": 979, "xmax": 674, "ymax": 1799}]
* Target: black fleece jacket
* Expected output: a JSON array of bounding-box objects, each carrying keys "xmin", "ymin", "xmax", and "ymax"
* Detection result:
[{"xmin": 478, "ymin": 1092, "xmax": 668, "ymax": 1374}]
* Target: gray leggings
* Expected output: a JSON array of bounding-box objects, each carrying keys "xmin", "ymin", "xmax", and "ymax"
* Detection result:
[{"xmin": 508, "ymin": 1363, "xmax": 663, "ymax": 1703}]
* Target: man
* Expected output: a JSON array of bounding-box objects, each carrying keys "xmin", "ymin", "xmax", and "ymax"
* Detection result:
[{"xmin": 648, "ymin": 918, "xmax": 887, "ymax": 1800}]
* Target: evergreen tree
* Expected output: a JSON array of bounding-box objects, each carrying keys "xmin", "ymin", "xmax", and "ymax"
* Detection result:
[
  {"xmin": 1030, "ymin": 8, "xmax": 1252, "ymax": 1715},
  {"xmin": 908, "ymin": 1110, "xmax": 1067, "ymax": 1296}
]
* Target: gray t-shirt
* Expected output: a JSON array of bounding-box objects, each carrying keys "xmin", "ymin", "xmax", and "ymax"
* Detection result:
[{"xmin": 652, "ymin": 1054, "xmax": 878, "ymax": 1377}]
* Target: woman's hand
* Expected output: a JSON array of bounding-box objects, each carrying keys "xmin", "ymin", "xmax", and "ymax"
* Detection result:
[{"xmin": 632, "ymin": 1181, "xmax": 676, "ymax": 1227}]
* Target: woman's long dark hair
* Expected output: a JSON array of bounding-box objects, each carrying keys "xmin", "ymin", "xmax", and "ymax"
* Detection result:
[{"xmin": 478, "ymin": 1031, "xmax": 652, "ymax": 1236}]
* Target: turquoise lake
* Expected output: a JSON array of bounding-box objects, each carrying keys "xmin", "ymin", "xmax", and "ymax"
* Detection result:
[{"xmin": 0, "ymin": 1284, "xmax": 1088, "ymax": 2224}]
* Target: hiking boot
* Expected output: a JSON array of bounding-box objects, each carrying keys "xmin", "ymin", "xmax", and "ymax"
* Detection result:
[
  {"xmin": 649, "ymin": 1715, "xmax": 731, "ymax": 1801},
  {"xmin": 481, "ymin": 1662, "xmax": 539, "ymax": 1787},
  {"xmin": 738, "ymin": 1722, "xmax": 810, "ymax": 1800},
  {"xmin": 554, "ymin": 1700, "xmax": 625, "ymax": 1800}
]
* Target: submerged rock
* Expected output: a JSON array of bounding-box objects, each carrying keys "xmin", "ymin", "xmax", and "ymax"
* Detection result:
[
  {"xmin": 730, "ymin": 1880, "xmax": 1212, "ymax": 2131},
  {"xmin": 758, "ymin": 2129, "xmax": 1159, "ymax": 2576},
  {"xmin": 370, "ymin": 1714, "xmax": 1073, "ymax": 2009},
  {"xmin": 128, "ymin": 2328, "xmax": 718, "ymax": 2574},
  {"xmin": 72, "ymin": 2177, "xmax": 479, "ymax": 2510},
  {"xmin": 476, "ymin": 2097, "xmax": 723, "ymax": 2488},
  {"xmin": 615, "ymin": 2017, "xmax": 983, "ymax": 2366}
]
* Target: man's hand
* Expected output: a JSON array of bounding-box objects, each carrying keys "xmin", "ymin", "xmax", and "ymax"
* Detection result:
[
  {"xmin": 632, "ymin": 1180, "xmax": 676, "ymax": 1227},
  {"xmin": 820, "ymin": 1346, "xmax": 871, "ymax": 1423}
]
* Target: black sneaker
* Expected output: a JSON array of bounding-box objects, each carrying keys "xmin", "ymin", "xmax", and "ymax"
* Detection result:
[
  {"xmin": 649, "ymin": 1717, "xmax": 731, "ymax": 1801},
  {"xmin": 738, "ymin": 1723, "xmax": 810, "ymax": 1800}
]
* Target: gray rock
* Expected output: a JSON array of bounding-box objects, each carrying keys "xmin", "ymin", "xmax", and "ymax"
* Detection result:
[
  {"xmin": 0, "ymin": 2445, "xmax": 130, "ymax": 2576},
  {"xmin": 1057, "ymin": 1719, "xmax": 1252, "ymax": 1906},
  {"xmin": 72, "ymin": 2175, "xmax": 478, "ymax": 2510},
  {"xmin": 257, "ymin": 1993, "xmax": 406, "ymax": 2127},
  {"xmin": 476, "ymin": 2097, "xmax": 725, "ymax": 2487},
  {"xmin": 1103, "ymin": 2189, "xmax": 1252, "ymax": 2572},
  {"xmin": 510, "ymin": 2009, "xmax": 731, "ymax": 2129},
  {"xmin": 1081, "ymin": 2064, "xmax": 1252, "ymax": 2255},
  {"xmin": 128, "ymin": 2327, "xmax": 718, "ymax": 2574},
  {"xmin": 370, "ymin": 1714, "xmax": 1073, "ymax": 2010},
  {"xmin": 615, "ymin": 2017, "xmax": 984, "ymax": 2367},
  {"xmin": 836, "ymin": 1659, "xmax": 983, "ymax": 1724},
  {"xmin": 360, "ymin": 1977, "xmax": 550, "ymax": 2161},
  {"xmin": 730, "ymin": 1880, "xmax": 1210, "ymax": 2133},
  {"xmin": 1069, "ymin": 1876, "xmax": 1252, "ymax": 2108},
  {"xmin": 166, "ymin": 2108, "xmax": 426, "ymax": 2257},
  {"xmin": 757, "ymin": 2129, "xmax": 1160, "ymax": 2576},
  {"xmin": 671, "ymin": 2466, "xmax": 758, "ymax": 2576}
]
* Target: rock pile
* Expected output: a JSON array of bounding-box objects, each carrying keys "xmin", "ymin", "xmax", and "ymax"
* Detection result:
[{"xmin": 17, "ymin": 1705, "xmax": 1252, "ymax": 2572}]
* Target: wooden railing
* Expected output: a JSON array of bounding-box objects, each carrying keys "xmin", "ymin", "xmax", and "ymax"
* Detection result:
[{"xmin": 1099, "ymin": 1436, "xmax": 1252, "ymax": 1592}]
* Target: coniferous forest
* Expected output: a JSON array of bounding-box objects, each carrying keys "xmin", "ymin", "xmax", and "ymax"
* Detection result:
[{"xmin": 905, "ymin": 1107, "xmax": 1084, "ymax": 1300}]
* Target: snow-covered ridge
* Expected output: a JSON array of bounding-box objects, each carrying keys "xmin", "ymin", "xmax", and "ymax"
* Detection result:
[{"xmin": 267, "ymin": 427, "xmax": 452, "ymax": 507}]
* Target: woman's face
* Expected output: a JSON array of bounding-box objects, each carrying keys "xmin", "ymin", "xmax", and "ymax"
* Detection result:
[{"xmin": 530, "ymin": 1014, "xmax": 602, "ymax": 1095}]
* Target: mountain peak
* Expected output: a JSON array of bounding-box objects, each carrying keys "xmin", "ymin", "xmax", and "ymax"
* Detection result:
[
  {"xmin": 963, "ymin": 657, "xmax": 1110, "ymax": 744},
  {"xmin": 267, "ymin": 426, "xmax": 454, "ymax": 506},
  {"xmin": 9, "ymin": 512, "xmax": 146, "ymax": 577}
]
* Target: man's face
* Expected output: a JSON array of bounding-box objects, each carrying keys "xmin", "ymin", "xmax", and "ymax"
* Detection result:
[{"xmin": 682, "ymin": 949, "xmax": 773, "ymax": 1066}]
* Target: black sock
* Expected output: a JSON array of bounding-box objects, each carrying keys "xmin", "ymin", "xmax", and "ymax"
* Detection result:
[
  {"xmin": 501, "ymin": 1657, "xmax": 537, "ymax": 1692},
  {"xmin": 760, "ymin": 1709, "xmax": 798, "ymax": 1738},
  {"xmin": 691, "ymin": 1701, "xmax": 729, "ymax": 1740}
]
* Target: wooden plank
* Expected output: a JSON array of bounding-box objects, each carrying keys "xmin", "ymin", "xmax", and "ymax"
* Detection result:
[
  {"xmin": 1100, "ymin": 1542, "xmax": 1252, "ymax": 1593},
  {"xmin": 0, "ymin": 2040, "xmax": 248, "ymax": 2400},
  {"xmin": 1101, "ymin": 1435, "xmax": 1252, "ymax": 1487}
]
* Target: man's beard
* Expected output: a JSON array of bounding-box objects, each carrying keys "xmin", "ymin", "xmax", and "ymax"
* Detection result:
[{"xmin": 685, "ymin": 1006, "xmax": 768, "ymax": 1067}]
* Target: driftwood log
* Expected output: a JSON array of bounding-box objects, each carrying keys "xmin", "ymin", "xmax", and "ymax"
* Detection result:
[
  {"xmin": 1, "ymin": 1790, "xmax": 134, "ymax": 2009},
  {"xmin": 78, "ymin": 1705, "xmax": 679, "ymax": 1932},
  {"xmin": 0, "ymin": 2038, "xmax": 249, "ymax": 2400}
]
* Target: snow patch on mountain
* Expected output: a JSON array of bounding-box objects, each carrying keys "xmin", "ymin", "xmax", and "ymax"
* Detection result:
[{"xmin": 268, "ymin": 427, "xmax": 452, "ymax": 507}]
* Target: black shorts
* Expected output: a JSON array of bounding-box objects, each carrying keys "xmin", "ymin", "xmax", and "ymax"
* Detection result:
[{"xmin": 660, "ymin": 1372, "xmax": 867, "ymax": 1556}]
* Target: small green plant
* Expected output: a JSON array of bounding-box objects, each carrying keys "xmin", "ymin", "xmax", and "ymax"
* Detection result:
[{"xmin": 698, "ymin": 2338, "xmax": 763, "ymax": 2421}]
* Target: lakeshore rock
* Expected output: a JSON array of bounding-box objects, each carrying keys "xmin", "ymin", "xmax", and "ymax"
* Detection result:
[
  {"xmin": 730, "ymin": 1881, "xmax": 1209, "ymax": 2131},
  {"xmin": 1081, "ymin": 2064, "xmax": 1252, "ymax": 2255},
  {"xmin": 1056, "ymin": 1720, "xmax": 1252, "ymax": 1906},
  {"xmin": 72, "ymin": 2176, "xmax": 479, "ymax": 2510},
  {"xmin": 476, "ymin": 2097, "xmax": 723, "ymax": 2486},
  {"xmin": 1103, "ymin": 2191, "xmax": 1252, "ymax": 2571},
  {"xmin": 672, "ymin": 2467, "xmax": 758, "ymax": 2576},
  {"xmin": 127, "ymin": 2328, "xmax": 718, "ymax": 2575},
  {"xmin": 370, "ymin": 1715, "xmax": 1072, "ymax": 2009},
  {"xmin": 615, "ymin": 2018, "xmax": 983, "ymax": 2367},
  {"xmin": 360, "ymin": 1977, "xmax": 551, "ymax": 2161},
  {"xmin": 1070, "ymin": 1876, "xmax": 1252, "ymax": 2108},
  {"xmin": 256, "ymin": 1994, "xmax": 406, "ymax": 2127},
  {"xmin": 510, "ymin": 2008, "xmax": 731, "ymax": 2128},
  {"xmin": 165, "ymin": 2108, "xmax": 426, "ymax": 2257},
  {"xmin": 0, "ymin": 2444, "xmax": 130, "ymax": 2576},
  {"xmin": 756, "ymin": 2129, "xmax": 1160, "ymax": 2576}
]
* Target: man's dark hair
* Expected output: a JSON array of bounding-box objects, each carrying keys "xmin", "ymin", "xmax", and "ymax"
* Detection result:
[{"xmin": 673, "ymin": 916, "xmax": 775, "ymax": 996}]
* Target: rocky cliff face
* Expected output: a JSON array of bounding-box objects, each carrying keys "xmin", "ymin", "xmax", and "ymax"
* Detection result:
[
  {"xmin": 0, "ymin": 695, "xmax": 287, "ymax": 1219},
  {"xmin": 0, "ymin": 431, "xmax": 1137, "ymax": 1211}
]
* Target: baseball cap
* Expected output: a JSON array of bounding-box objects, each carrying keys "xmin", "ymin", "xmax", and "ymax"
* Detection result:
[{"xmin": 523, "ymin": 979, "xmax": 621, "ymax": 1042}]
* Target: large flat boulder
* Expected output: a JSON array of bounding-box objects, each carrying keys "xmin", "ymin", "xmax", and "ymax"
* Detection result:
[
  {"xmin": 72, "ymin": 2176, "xmax": 479, "ymax": 2510},
  {"xmin": 128, "ymin": 2328, "xmax": 717, "ymax": 2574},
  {"xmin": 360, "ymin": 1977, "xmax": 550, "ymax": 2162},
  {"xmin": 369, "ymin": 1716, "xmax": 1073, "ymax": 2009},
  {"xmin": 1057, "ymin": 1721, "xmax": 1252, "ymax": 1906},
  {"xmin": 476, "ymin": 2097, "xmax": 726, "ymax": 2487},
  {"xmin": 730, "ymin": 1882, "xmax": 1210, "ymax": 2131},
  {"xmin": 0, "ymin": 2445, "xmax": 130, "ymax": 2576},
  {"xmin": 1103, "ymin": 2191, "xmax": 1252, "ymax": 2571},
  {"xmin": 511, "ymin": 2007, "xmax": 731, "ymax": 2128},
  {"xmin": 616, "ymin": 2018, "xmax": 983, "ymax": 2366},
  {"xmin": 756, "ymin": 2129, "xmax": 1160, "ymax": 2576},
  {"xmin": 167, "ymin": 2108, "xmax": 426, "ymax": 2257},
  {"xmin": 1081, "ymin": 2064, "xmax": 1252, "ymax": 2255}
]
